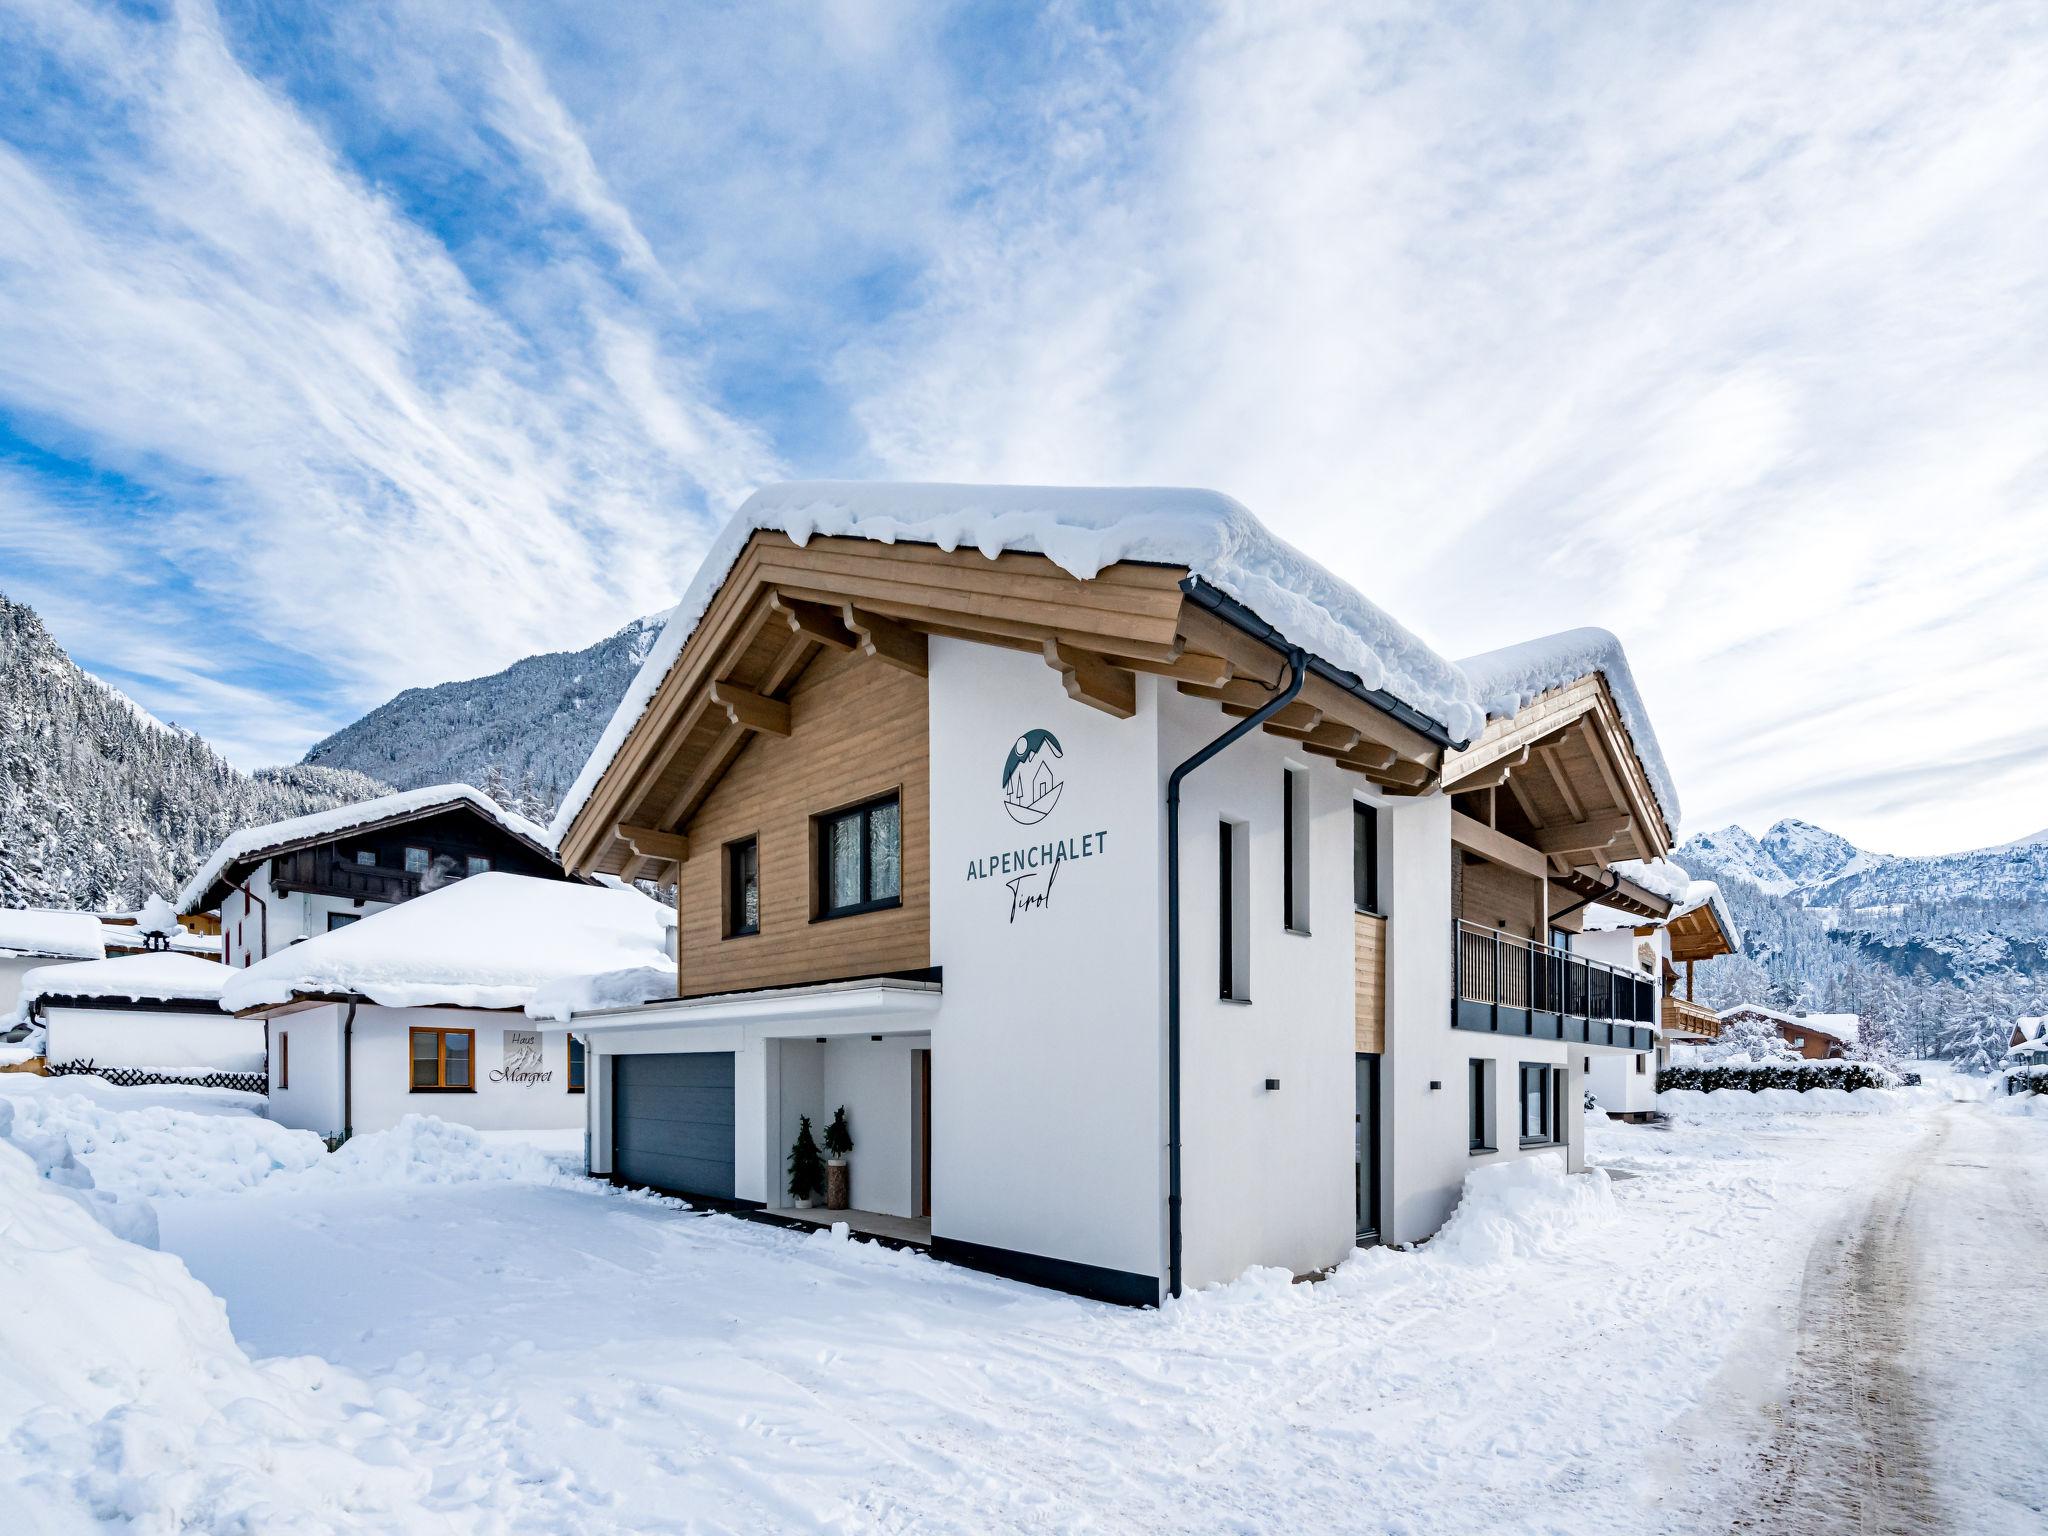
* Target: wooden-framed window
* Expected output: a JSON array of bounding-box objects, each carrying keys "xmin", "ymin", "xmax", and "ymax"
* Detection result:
[
  {"xmin": 410, "ymin": 1026, "xmax": 476, "ymax": 1091},
  {"xmin": 404, "ymin": 846, "xmax": 430, "ymax": 875},
  {"xmin": 279, "ymin": 1031, "xmax": 289, "ymax": 1090},
  {"xmin": 1353, "ymin": 801, "xmax": 1381, "ymax": 915},
  {"xmin": 725, "ymin": 836, "xmax": 760, "ymax": 937},
  {"xmin": 354, "ymin": 849, "xmax": 376, "ymax": 866},
  {"xmin": 567, "ymin": 1035, "xmax": 586, "ymax": 1094},
  {"xmin": 815, "ymin": 792, "xmax": 902, "ymax": 919},
  {"xmin": 466, "ymin": 855, "xmax": 491, "ymax": 877}
]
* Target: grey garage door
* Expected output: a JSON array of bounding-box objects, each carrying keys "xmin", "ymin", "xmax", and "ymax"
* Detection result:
[{"xmin": 611, "ymin": 1052, "xmax": 736, "ymax": 1200}]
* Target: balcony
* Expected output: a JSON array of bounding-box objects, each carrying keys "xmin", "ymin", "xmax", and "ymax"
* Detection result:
[
  {"xmin": 1664, "ymin": 995, "xmax": 1723, "ymax": 1041},
  {"xmin": 271, "ymin": 849, "xmax": 422, "ymax": 907},
  {"xmin": 1454, "ymin": 920, "xmax": 1657, "ymax": 1051}
]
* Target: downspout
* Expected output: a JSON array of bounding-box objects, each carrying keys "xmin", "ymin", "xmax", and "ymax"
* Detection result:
[
  {"xmin": 341, "ymin": 999, "xmax": 357, "ymax": 1145},
  {"xmin": 1548, "ymin": 869, "xmax": 1623, "ymax": 926},
  {"xmin": 1165, "ymin": 646, "xmax": 1306, "ymax": 1302}
]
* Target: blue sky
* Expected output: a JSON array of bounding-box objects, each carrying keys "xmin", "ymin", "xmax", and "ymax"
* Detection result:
[{"xmin": 1, "ymin": 0, "xmax": 2045, "ymax": 853}]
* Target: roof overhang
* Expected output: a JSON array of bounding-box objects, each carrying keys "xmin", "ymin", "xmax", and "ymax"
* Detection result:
[
  {"xmin": 569, "ymin": 976, "xmax": 944, "ymax": 1034},
  {"xmin": 1667, "ymin": 900, "xmax": 1738, "ymax": 963},
  {"xmin": 558, "ymin": 532, "xmax": 1449, "ymax": 881}
]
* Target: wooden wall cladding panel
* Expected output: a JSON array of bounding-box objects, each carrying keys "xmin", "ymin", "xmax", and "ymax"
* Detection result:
[
  {"xmin": 1458, "ymin": 854, "xmax": 1542, "ymax": 939},
  {"xmin": 1354, "ymin": 912, "xmax": 1387, "ymax": 1054}
]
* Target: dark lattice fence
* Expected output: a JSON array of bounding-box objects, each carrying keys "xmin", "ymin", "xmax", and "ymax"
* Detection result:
[{"xmin": 47, "ymin": 1059, "xmax": 268, "ymax": 1095}]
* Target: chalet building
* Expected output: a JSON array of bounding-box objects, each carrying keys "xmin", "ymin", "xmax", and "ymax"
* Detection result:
[
  {"xmin": 223, "ymin": 873, "xmax": 672, "ymax": 1141},
  {"xmin": 14, "ymin": 952, "xmax": 258, "ymax": 1090},
  {"xmin": 0, "ymin": 909, "xmax": 106, "ymax": 1019},
  {"xmin": 1716, "ymin": 1003, "xmax": 1859, "ymax": 1060},
  {"xmin": 546, "ymin": 484, "xmax": 1693, "ymax": 1305},
  {"xmin": 177, "ymin": 785, "xmax": 567, "ymax": 968},
  {"xmin": 1575, "ymin": 875, "xmax": 1740, "ymax": 1119}
]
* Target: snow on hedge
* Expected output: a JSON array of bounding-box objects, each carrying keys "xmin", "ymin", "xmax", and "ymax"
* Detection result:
[
  {"xmin": 552, "ymin": 482, "xmax": 1488, "ymax": 845},
  {"xmin": 0, "ymin": 907, "xmax": 104, "ymax": 961},
  {"xmin": 175, "ymin": 782, "xmax": 550, "ymax": 914},
  {"xmin": 220, "ymin": 872, "xmax": 674, "ymax": 1013},
  {"xmin": 11, "ymin": 950, "xmax": 233, "ymax": 1025},
  {"xmin": 1458, "ymin": 627, "xmax": 1679, "ymax": 833}
]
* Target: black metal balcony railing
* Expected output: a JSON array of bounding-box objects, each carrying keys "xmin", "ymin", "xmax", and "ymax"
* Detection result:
[
  {"xmin": 271, "ymin": 849, "xmax": 422, "ymax": 906},
  {"xmin": 1454, "ymin": 920, "xmax": 1657, "ymax": 1051}
]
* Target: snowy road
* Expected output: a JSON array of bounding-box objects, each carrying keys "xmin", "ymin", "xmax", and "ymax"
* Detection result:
[{"xmin": 10, "ymin": 1077, "xmax": 2047, "ymax": 1533}]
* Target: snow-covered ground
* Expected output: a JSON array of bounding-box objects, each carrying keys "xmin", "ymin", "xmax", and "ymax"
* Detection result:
[{"xmin": 4, "ymin": 1074, "xmax": 2045, "ymax": 1533}]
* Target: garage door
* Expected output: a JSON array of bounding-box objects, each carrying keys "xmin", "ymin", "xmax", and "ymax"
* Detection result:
[{"xmin": 611, "ymin": 1052, "xmax": 736, "ymax": 1200}]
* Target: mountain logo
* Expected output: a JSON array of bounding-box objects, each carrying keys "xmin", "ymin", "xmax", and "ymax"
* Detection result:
[{"xmin": 1001, "ymin": 729, "xmax": 1065, "ymax": 825}]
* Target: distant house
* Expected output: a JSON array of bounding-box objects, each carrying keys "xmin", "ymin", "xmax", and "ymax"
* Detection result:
[
  {"xmin": 222, "ymin": 873, "xmax": 673, "ymax": 1141},
  {"xmin": 176, "ymin": 785, "xmax": 572, "ymax": 968},
  {"xmin": 1715, "ymin": 1003, "xmax": 1859, "ymax": 1060},
  {"xmin": 2009, "ymin": 1017, "xmax": 2048, "ymax": 1058},
  {"xmin": 0, "ymin": 910, "xmax": 105, "ymax": 1020},
  {"xmin": 13, "ymin": 952, "xmax": 257, "ymax": 1090}
]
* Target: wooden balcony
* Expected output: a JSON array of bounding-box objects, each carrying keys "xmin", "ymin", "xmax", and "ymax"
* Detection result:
[
  {"xmin": 270, "ymin": 849, "xmax": 421, "ymax": 906},
  {"xmin": 1664, "ymin": 995, "xmax": 1722, "ymax": 1041},
  {"xmin": 1355, "ymin": 911, "xmax": 1387, "ymax": 1053}
]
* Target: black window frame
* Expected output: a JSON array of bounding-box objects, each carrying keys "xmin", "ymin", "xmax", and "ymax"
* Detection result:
[
  {"xmin": 1468, "ymin": 1058, "xmax": 1494, "ymax": 1153},
  {"xmin": 327, "ymin": 912, "xmax": 360, "ymax": 932},
  {"xmin": 1282, "ymin": 768, "xmax": 1309, "ymax": 936},
  {"xmin": 466, "ymin": 855, "xmax": 492, "ymax": 877},
  {"xmin": 725, "ymin": 835, "xmax": 761, "ymax": 938},
  {"xmin": 1353, "ymin": 801, "xmax": 1381, "ymax": 915},
  {"xmin": 353, "ymin": 848, "xmax": 376, "ymax": 867},
  {"xmin": 1219, "ymin": 817, "xmax": 1236, "ymax": 999},
  {"xmin": 567, "ymin": 1035, "xmax": 586, "ymax": 1094},
  {"xmin": 1519, "ymin": 1061, "xmax": 1558, "ymax": 1148},
  {"xmin": 813, "ymin": 791, "xmax": 903, "ymax": 921}
]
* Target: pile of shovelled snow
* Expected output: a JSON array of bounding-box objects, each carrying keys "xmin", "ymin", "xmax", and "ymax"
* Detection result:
[
  {"xmin": 175, "ymin": 781, "xmax": 549, "ymax": 913},
  {"xmin": 0, "ymin": 1132, "xmax": 452, "ymax": 1530},
  {"xmin": 526, "ymin": 962, "xmax": 677, "ymax": 1023},
  {"xmin": 0, "ymin": 907, "xmax": 104, "ymax": 961},
  {"xmin": 1990, "ymin": 1091, "xmax": 2048, "ymax": 1118},
  {"xmin": 1458, "ymin": 627, "xmax": 1679, "ymax": 834},
  {"xmin": 306, "ymin": 1115, "xmax": 567, "ymax": 1187},
  {"xmin": 1, "ymin": 1090, "xmax": 324, "ymax": 1202},
  {"xmin": 222, "ymin": 873, "xmax": 675, "ymax": 1013},
  {"xmin": 1658, "ymin": 1086, "xmax": 1926, "ymax": 1118},
  {"xmin": 0, "ymin": 1097, "xmax": 159, "ymax": 1247},
  {"xmin": 1419, "ymin": 1150, "xmax": 1615, "ymax": 1266},
  {"xmin": 552, "ymin": 482, "xmax": 1489, "ymax": 843}
]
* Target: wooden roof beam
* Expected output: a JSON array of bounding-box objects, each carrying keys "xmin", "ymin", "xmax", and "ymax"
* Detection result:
[
  {"xmin": 1267, "ymin": 719, "xmax": 1362, "ymax": 752},
  {"xmin": 1445, "ymin": 746, "xmax": 1529, "ymax": 795},
  {"xmin": 615, "ymin": 824, "xmax": 688, "ymax": 865},
  {"xmin": 1221, "ymin": 699, "xmax": 1322, "ymax": 732},
  {"xmin": 1529, "ymin": 813, "xmax": 1632, "ymax": 856},
  {"xmin": 708, "ymin": 681, "xmax": 791, "ymax": 736},
  {"xmin": 770, "ymin": 592, "xmax": 858, "ymax": 650},
  {"xmin": 842, "ymin": 605, "xmax": 929, "ymax": 676},
  {"xmin": 1043, "ymin": 639, "xmax": 1137, "ymax": 719}
]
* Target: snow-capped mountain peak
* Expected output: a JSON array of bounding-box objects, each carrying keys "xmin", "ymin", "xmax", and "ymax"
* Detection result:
[{"xmin": 1759, "ymin": 818, "xmax": 1864, "ymax": 886}]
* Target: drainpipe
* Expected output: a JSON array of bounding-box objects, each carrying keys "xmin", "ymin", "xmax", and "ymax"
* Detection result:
[
  {"xmin": 1548, "ymin": 869, "xmax": 1622, "ymax": 926},
  {"xmin": 1165, "ymin": 646, "xmax": 1305, "ymax": 1301},
  {"xmin": 341, "ymin": 999, "xmax": 357, "ymax": 1146}
]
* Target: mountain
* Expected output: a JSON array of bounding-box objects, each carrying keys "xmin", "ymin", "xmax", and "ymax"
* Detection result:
[
  {"xmin": 0, "ymin": 592, "xmax": 392, "ymax": 911},
  {"xmin": 300, "ymin": 614, "xmax": 663, "ymax": 820},
  {"xmin": 1677, "ymin": 816, "xmax": 2047, "ymax": 1069}
]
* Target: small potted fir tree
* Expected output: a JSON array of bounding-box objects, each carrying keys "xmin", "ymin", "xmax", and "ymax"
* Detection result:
[
  {"xmin": 787, "ymin": 1115, "xmax": 825, "ymax": 1209},
  {"xmin": 823, "ymin": 1105, "xmax": 854, "ymax": 1210}
]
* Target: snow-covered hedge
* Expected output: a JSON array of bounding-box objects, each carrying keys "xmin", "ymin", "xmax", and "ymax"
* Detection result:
[
  {"xmin": 2004, "ymin": 1065, "xmax": 2048, "ymax": 1096},
  {"xmin": 1658, "ymin": 1060, "xmax": 1902, "ymax": 1094}
]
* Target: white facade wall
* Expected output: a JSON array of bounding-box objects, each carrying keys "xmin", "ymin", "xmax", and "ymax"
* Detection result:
[
  {"xmin": 220, "ymin": 862, "xmax": 398, "ymax": 968},
  {"xmin": 0, "ymin": 955, "xmax": 40, "ymax": 1019},
  {"xmin": 42, "ymin": 1005, "xmax": 264, "ymax": 1075},
  {"xmin": 1575, "ymin": 927, "xmax": 1665, "ymax": 1117},
  {"xmin": 264, "ymin": 1004, "xmax": 585, "ymax": 1138}
]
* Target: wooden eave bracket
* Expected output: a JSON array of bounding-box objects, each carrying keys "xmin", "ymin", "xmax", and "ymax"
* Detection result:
[
  {"xmin": 708, "ymin": 680, "xmax": 791, "ymax": 736},
  {"xmin": 1043, "ymin": 638, "xmax": 1138, "ymax": 718},
  {"xmin": 842, "ymin": 605, "xmax": 929, "ymax": 676},
  {"xmin": 615, "ymin": 823, "xmax": 688, "ymax": 865},
  {"xmin": 770, "ymin": 591, "xmax": 858, "ymax": 650}
]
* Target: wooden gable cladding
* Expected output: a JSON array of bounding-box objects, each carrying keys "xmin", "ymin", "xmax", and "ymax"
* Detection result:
[
  {"xmin": 676, "ymin": 644, "xmax": 929, "ymax": 998},
  {"xmin": 1440, "ymin": 673, "xmax": 1671, "ymax": 884}
]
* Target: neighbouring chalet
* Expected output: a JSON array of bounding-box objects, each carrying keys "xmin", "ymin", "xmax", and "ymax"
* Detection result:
[
  {"xmin": 1717, "ymin": 1003, "xmax": 1860, "ymax": 1060},
  {"xmin": 1574, "ymin": 869, "xmax": 1740, "ymax": 1119},
  {"xmin": 223, "ymin": 873, "xmax": 673, "ymax": 1141},
  {"xmin": 542, "ymin": 483, "xmax": 1698, "ymax": 1306},
  {"xmin": 12, "ymin": 951, "xmax": 257, "ymax": 1090},
  {"xmin": 177, "ymin": 785, "xmax": 569, "ymax": 968},
  {"xmin": 0, "ymin": 909, "xmax": 106, "ymax": 1019}
]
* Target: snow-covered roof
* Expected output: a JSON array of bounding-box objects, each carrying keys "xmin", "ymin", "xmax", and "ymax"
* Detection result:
[
  {"xmin": 177, "ymin": 784, "xmax": 553, "ymax": 914},
  {"xmin": 1457, "ymin": 628, "xmax": 1679, "ymax": 835},
  {"xmin": 13, "ymin": 952, "xmax": 231, "ymax": 1023},
  {"xmin": 550, "ymin": 482, "xmax": 1488, "ymax": 846},
  {"xmin": 0, "ymin": 909, "xmax": 106, "ymax": 962},
  {"xmin": 1716, "ymin": 1003, "xmax": 1859, "ymax": 1045},
  {"xmin": 1609, "ymin": 859, "xmax": 1740, "ymax": 953},
  {"xmin": 525, "ymin": 964, "xmax": 679, "ymax": 1024},
  {"xmin": 100, "ymin": 922, "xmax": 221, "ymax": 957},
  {"xmin": 219, "ymin": 872, "xmax": 675, "ymax": 1014}
]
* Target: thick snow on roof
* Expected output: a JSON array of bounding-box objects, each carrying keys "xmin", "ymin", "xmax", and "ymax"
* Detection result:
[
  {"xmin": 1457, "ymin": 627, "xmax": 1679, "ymax": 835},
  {"xmin": 1717, "ymin": 1002, "xmax": 1860, "ymax": 1045},
  {"xmin": 13, "ymin": 952, "xmax": 230, "ymax": 1023},
  {"xmin": 220, "ymin": 873, "xmax": 674, "ymax": 1014},
  {"xmin": 1609, "ymin": 859, "xmax": 1741, "ymax": 953},
  {"xmin": 0, "ymin": 909, "xmax": 106, "ymax": 962},
  {"xmin": 177, "ymin": 784, "xmax": 550, "ymax": 914},
  {"xmin": 101, "ymin": 922, "xmax": 221, "ymax": 957},
  {"xmin": 551, "ymin": 482, "xmax": 1486, "ymax": 845},
  {"xmin": 526, "ymin": 964, "xmax": 679, "ymax": 1024}
]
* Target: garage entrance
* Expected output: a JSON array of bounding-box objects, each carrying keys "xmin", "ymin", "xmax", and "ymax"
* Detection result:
[{"xmin": 612, "ymin": 1051, "xmax": 736, "ymax": 1200}]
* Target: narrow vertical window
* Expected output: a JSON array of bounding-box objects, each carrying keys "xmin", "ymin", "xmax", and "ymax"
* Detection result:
[
  {"xmin": 567, "ymin": 1035, "xmax": 586, "ymax": 1094},
  {"xmin": 1468, "ymin": 1059, "xmax": 1493, "ymax": 1152},
  {"xmin": 279, "ymin": 1032, "xmax": 289, "ymax": 1090},
  {"xmin": 1219, "ymin": 818, "xmax": 1234, "ymax": 998},
  {"xmin": 1353, "ymin": 802, "xmax": 1380, "ymax": 914},
  {"xmin": 1519, "ymin": 1062, "xmax": 1556, "ymax": 1146},
  {"xmin": 1283, "ymin": 767, "xmax": 1310, "ymax": 934},
  {"xmin": 725, "ymin": 836, "xmax": 760, "ymax": 937}
]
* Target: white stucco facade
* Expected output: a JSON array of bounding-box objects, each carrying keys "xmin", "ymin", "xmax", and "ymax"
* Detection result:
[
  {"xmin": 220, "ymin": 862, "xmax": 400, "ymax": 969},
  {"xmin": 1576, "ymin": 926, "xmax": 1667, "ymax": 1118}
]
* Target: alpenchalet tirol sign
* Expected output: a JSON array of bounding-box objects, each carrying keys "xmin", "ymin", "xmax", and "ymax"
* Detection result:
[{"xmin": 970, "ymin": 729, "xmax": 1109, "ymax": 921}]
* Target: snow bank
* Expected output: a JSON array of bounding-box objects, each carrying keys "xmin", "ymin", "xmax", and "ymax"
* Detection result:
[
  {"xmin": 0, "ymin": 1089, "xmax": 324, "ymax": 1202},
  {"xmin": 0, "ymin": 1127, "xmax": 452, "ymax": 1530},
  {"xmin": 0, "ymin": 907, "xmax": 104, "ymax": 961},
  {"xmin": 307, "ymin": 1115, "xmax": 567, "ymax": 1187},
  {"xmin": 1423, "ymin": 1150, "xmax": 1616, "ymax": 1265},
  {"xmin": 221, "ymin": 872, "xmax": 674, "ymax": 1013},
  {"xmin": 176, "ymin": 782, "xmax": 550, "ymax": 913},
  {"xmin": 1458, "ymin": 627, "xmax": 1679, "ymax": 834},
  {"xmin": 551, "ymin": 481, "xmax": 1486, "ymax": 844},
  {"xmin": 525, "ymin": 962, "xmax": 677, "ymax": 1023}
]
